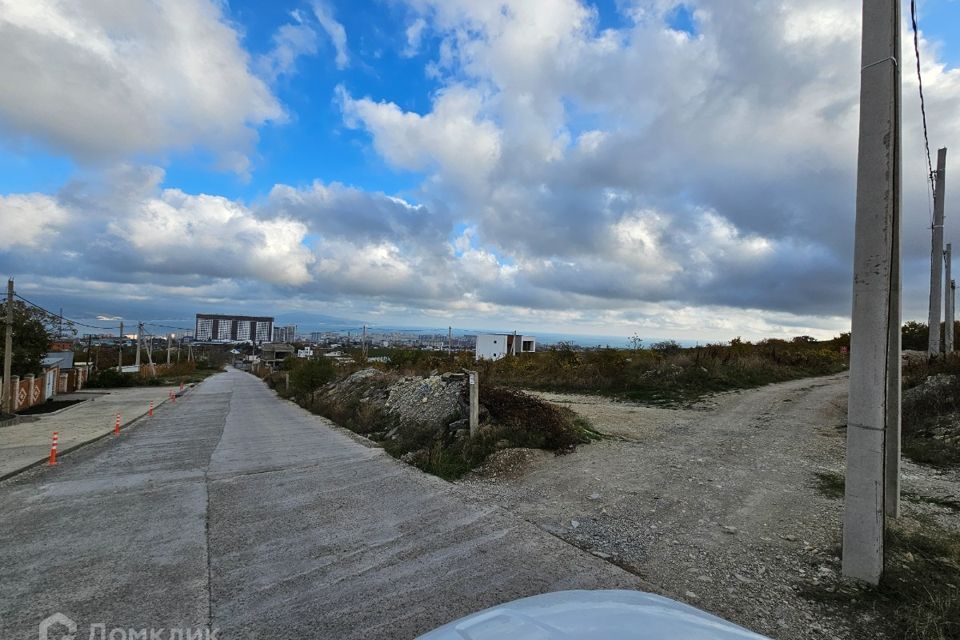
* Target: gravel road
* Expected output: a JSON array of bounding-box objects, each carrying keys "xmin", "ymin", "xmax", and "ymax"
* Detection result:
[{"xmin": 458, "ymin": 374, "xmax": 958, "ymax": 640}]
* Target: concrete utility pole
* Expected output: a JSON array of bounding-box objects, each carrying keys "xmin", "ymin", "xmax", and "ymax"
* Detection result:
[
  {"xmin": 929, "ymin": 148, "xmax": 948, "ymax": 355},
  {"xmin": 467, "ymin": 370, "xmax": 479, "ymax": 437},
  {"xmin": 144, "ymin": 332, "xmax": 156, "ymax": 377},
  {"xmin": 3, "ymin": 278, "xmax": 13, "ymax": 414},
  {"xmin": 843, "ymin": 0, "xmax": 902, "ymax": 585},
  {"xmin": 118, "ymin": 322, "xmax": 124, "ymax": 370},
  {"xmin": 949, "ymin": 279, "xmax": 957, "ymax": 354},
  {"xmin": 448, "ymin": 326, "xmax": 452, "ymax": 358},
  {"xmin": 361, "ymin": 324, "xmax": 367, "ymax": 360},
  {"xmin": 947, "ymin": 245, "xmax": 954, "ymax": 353},
  {"xmin": 167, "ymin": 334, "xmax": 173, "ymax": 365},
  {"xmin": 134, "ymin": 322, "xmax": 142, "ymax": 371}
]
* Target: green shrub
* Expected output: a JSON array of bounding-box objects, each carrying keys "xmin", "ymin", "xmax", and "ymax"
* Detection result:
[{"xmin": 288, "ymin": 358, "xmax": 336, "ymax": 401}]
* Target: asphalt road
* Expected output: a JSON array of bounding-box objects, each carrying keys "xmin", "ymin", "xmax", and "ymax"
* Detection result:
[{"xmin": 1, "ymin": 369, "xmax": 645, "ymax": 639}]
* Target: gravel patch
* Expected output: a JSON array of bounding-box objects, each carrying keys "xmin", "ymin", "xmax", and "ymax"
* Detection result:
[{"xmin": 457, "ymin": 374, "xmax": 957, "ymax": 639}]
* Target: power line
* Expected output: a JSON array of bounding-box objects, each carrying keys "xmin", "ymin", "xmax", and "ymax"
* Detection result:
[
  {"xmin": 12, "ymin": 293, "xmax": 120, "ymax": 332},
  {"xmin": 910, "ymin": 0, "xmax": 936, "ymax": 208}
]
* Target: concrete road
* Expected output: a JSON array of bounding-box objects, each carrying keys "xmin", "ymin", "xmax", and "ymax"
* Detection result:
[
  {"xmin": 1, "ymin": 369, "xmax": 645, "ymax": 640},
  {"xmin": 0, "ymin": 385, "xmax": 183, "ymax": 479}
]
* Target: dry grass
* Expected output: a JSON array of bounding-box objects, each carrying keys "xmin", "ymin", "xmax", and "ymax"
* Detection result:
[{"xmin": 348, "ymin": 338, "xmax": 849, "ymax": 406}]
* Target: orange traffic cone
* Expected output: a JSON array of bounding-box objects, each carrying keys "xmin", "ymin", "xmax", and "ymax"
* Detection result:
[
  {"xmin": 114, "ymin": 413, "xmax": 121, "ymax": 436},
  {"xmin": 148, "ymin": 401, "xmax": 153, "ymax": 417},
  {"xmin": 49, "ymin": 432, "xmax": 58, "ymax": 465}
]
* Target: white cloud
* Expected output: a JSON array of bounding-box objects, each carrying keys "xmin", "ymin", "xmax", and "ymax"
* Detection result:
[
  {"xmin": 108, "ymin": 189, "xmax": 314, "ymax": 286},
  {"xmin": 339, "ymin": 84, "xmax": 502, "ymax": 194},
  {"xmin": 257, "ymin": 11, "xmax": 320, "ymax": 81},
  {"xmin": 0, "ymin": 0, "xmax": 284, "ymax": 173},
  {"xmin": 332, "ymin": 0, "xmax": 960, "ymax": 329},
  {"xmin": 0, "ymin": 193, "xmax": 71, "ymax": 249},
  {"xmin": 312, "ymin": 1, "xmax": 349, "ymax": 69},
  {"xmin": 404, "ymin": 18, "xmax": 428, "ymax": 57},
  {"xmin": 6, "ymin": 0, "xmax": 960, "ymax": 340}
]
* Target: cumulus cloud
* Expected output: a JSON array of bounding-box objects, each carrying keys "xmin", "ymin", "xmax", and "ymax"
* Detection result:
[
  {"xmin": 5, "ymin": 1, "xmax": 960, "ymax": 341},
  {"xmin": 335, "ymin": 0, "xmax": 960, "ymax": 327},
  {"xmin": 108, "ymin": 190, "xmax": 315, "ymax": 286},
  {"xmin": 0, "ymin": 0, "xmax": 283, "ymax": 172},
  {"xmin": 0, "ymin": 193, "xmax": 71, "ymax": 249},
  {"xmin": 339, "ymin": 84, "xmax": 502, "ymax": 195}
]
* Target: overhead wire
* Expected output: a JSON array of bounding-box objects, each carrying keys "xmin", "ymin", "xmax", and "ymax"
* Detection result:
[
  {"xmin": 12, "ymin": 293, "xmax": 120, "ymax": 332},
  {"xmin": 910, "ymin": 0, "xmax": 937, "ymax": 228}
]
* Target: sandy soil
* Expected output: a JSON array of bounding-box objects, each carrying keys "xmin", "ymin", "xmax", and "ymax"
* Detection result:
[{"xmin": 456, "ymin": 374, "xmax": 960, "ymax": 640}]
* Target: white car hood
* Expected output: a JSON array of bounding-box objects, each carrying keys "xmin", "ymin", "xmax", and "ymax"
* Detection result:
[{"xmin": 418, "ymin": 590, "xmax": 771, "ymax": 640}]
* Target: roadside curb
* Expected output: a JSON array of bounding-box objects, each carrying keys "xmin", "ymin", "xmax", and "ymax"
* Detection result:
[{"xmin": 0, "ymin": 384, "xmax": 197, "ymax": 482}]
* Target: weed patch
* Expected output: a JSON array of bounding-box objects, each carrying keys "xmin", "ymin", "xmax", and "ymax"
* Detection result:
[
  {"xmin": 803, "ymin": 517, "xmax": 960, "ymax": 640},
  {"xmin": 902, "ymin": 360, "xmax": 960, "ymax": 467},
  {"xmin": 813, "ymin": 470, "xmax": 845, "ymax": 500}
]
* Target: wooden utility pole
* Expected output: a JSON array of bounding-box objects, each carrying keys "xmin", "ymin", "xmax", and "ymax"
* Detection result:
[
  {"xmin": 946, "ymin": 245, "xmax": 954, "ymax": 353},
  {"xmin": 3, "ymin": 278, "xmax": 13, "ymax": 414},
  {"xmin": 929, "ymin": 148, "xmax": 947, "ymax": 355},
  {"xmin": 843, "ymin": 0, "xmax": 902, "ymax": 585}
]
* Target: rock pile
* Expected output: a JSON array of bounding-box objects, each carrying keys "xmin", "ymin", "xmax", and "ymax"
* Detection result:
[{"xmin": 310, "ymin": 368, "xmax": 470, "ymax": 443}]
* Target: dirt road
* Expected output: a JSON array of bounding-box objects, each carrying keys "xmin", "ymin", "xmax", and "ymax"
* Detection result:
[{"xmin": 457, "ymin": 373, "xmax": 954, "ymax": 640}]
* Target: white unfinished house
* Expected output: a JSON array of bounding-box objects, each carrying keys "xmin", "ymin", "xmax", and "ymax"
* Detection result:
[{"xmin": 475, "ymin": 334, "xmax": 536, "ymax": 361}]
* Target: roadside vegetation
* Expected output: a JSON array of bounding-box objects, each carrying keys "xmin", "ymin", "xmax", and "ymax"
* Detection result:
[
  {"xmin": 358, "ymin": 336, "xmax": 850, "ymax": 406},
  {"xmin": 902, "ymin": 348, "xmax": 960, "ymax": 467},
  {"xmin": 810, "ymin": 469, "xmax": 960, "ymax": 639},
  {"xmin": 263, "ymin": 363, "xmax": 598, "ymax": 480},
  {"xmin": 472, "ymin": 337, "xmax": 848, "ymax": 404},
  {"xmin": 86, "ymin": 360, "xmax": 223, "ymax": 388}
]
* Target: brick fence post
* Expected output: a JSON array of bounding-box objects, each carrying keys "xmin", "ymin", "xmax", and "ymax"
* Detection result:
[
  {"xmin": 25, "ymin": 374, "xmax": 36, "ymax": 410},
  {"xmin": 10, "ymin": 375, "xmax": 20, "ymax": 411}
]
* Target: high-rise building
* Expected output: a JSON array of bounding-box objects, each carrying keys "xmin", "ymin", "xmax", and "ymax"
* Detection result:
[
  {"xmin": 195, "ymin": 314, "xmax": 274, "ymax": 343},
  {"xmin": 272, "ymin": 325, "xmax": 297, "ymax": 343}
]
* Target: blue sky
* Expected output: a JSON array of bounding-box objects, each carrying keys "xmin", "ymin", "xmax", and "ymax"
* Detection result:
[{"xmin": 1, "ymin": 0, "xmax": 959, "ymax": 341}]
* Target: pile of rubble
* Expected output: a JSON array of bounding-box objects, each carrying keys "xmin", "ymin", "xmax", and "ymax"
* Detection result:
[{"xmin": 310, "ymin": 368, "xmax": 472, "ymax": 442}]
